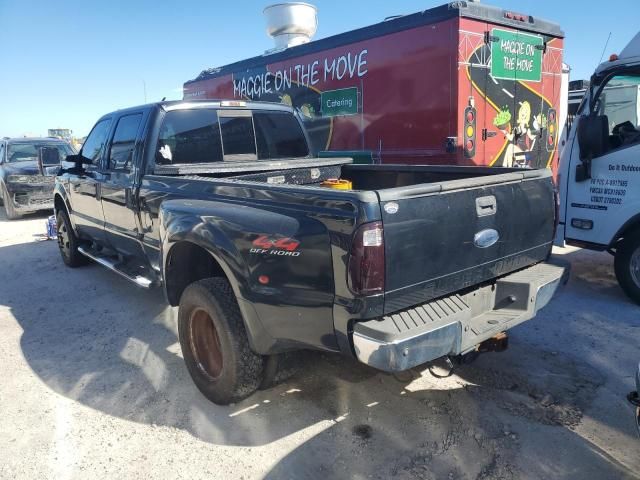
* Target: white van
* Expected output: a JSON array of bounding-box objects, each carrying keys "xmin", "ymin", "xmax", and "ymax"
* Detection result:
[{"xmin": 556, "ymin": 32, "xmax": 640, "ymax": 303}]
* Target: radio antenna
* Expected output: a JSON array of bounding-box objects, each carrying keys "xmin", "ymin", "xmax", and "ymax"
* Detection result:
[{"xmin": 598, "ymin": 32, "xmax": 612, "ymax": 64}]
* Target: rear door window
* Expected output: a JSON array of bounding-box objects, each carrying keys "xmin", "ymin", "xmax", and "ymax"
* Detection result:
[
  {"xmin": 155, "ymin": 108, "xmax": 308, "ymax": 165},
  {"xmin": 157, "ymin": 109, "xmax": 223, "ymax": 164},
  {"xmin": 109, "ymin": 113, "xmax": 143, "ymax": 170}
]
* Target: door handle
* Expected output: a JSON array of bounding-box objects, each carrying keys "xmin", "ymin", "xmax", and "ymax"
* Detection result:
[
  {"xmin": 476, "ymin": 195, "xmax": 497, "ymax": 217},
  {"xmin": 125, "ymin": 188, "xmax": 137, "ymax": 209},
  {"xmin": 482, "ymin": 129, "xmax": 498, "ymax": 140},
  {"xmin": 140, "ymin": 197, "xmax": 154, "ymax": 233}
]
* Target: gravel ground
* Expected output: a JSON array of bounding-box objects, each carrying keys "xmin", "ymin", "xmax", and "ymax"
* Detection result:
[{"xmin": 0, "ymin": 209, "xmax": 638, "ymax": 480}]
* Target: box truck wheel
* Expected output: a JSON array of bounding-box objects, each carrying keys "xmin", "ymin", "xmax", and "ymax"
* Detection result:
[
  {"xmin": 614, "ymin": 231, "xmax": 640, "ymax": 304},
  {"xmin": 178, "ymin": 278, "xmax": 264, "ymax": 405}
]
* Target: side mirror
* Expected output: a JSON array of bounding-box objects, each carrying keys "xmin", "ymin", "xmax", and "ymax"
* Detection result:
[
  {"xmin": 577, "ymin": 114, "xmax": 608, "ymax": 161},
  {"xmin": 575, "ymin": 114, "xmax": 609, "ymax": 182},
  {"xmin": 65, "ymin": 153, "xmax": 93, "ymax": 167}
]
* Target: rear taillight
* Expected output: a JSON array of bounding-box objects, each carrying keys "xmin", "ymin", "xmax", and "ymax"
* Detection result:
[{"xmin": 348, "ymin": 221, "xmax": 385, "ymax": 295}]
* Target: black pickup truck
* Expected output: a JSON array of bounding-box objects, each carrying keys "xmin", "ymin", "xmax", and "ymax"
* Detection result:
[{"xmin": 55, "ymin": 100, "xmax": 566, "ymax": 405}]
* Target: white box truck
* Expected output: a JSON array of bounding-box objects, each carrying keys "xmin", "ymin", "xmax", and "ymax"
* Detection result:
[{"xmin": 556, "ymin": 32, "xmax": 640, "ymax": 303}]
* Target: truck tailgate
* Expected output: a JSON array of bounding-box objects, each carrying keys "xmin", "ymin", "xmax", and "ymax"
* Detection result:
[{"xmin": 378, "ymin": 169, "xmax": 555, "ymax": 314}]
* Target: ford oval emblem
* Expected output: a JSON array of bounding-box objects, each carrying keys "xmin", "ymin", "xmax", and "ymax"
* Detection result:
[
  {"xmin": 384, "ymin": 202, "xmax": 399, "ymax": 214},
  {"xmin": 474, "ymin": 229, "xmax": 500, "ymax": 248}
]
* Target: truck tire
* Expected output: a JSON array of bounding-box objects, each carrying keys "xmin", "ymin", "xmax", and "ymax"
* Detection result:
[
  {"xmin": 178, "ymin": 278, "xmax": 264, "ymax": 405},
  {"xmin": 2, "ymin": 184, "xmax": 20, "ymax": 220},
  {"xmin": 56, "ymin": 209, "xmax": 89, "ymax": 267},
  {"xmin": 614, "ymin": 231, "xmax": 640, "ymax": 305},
  {"xmin": 260, "ymin": 352, "xmax": 302, "ymax": 390}
]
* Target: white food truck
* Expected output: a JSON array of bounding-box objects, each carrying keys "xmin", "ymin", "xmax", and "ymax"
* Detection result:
[{"xmin": 556, "ymin": 32, "xmax": 640, "ymax": 304}]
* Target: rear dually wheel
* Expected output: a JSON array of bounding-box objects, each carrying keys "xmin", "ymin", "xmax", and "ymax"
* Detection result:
[{"xmin": 178, "ymin": 278, "xmax": 264, "ymax": 405}]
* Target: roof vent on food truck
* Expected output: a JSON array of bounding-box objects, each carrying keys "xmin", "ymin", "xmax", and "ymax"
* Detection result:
[{"xmin": 263, "ymin": 3, "xmax": 318, "ymax": 50}]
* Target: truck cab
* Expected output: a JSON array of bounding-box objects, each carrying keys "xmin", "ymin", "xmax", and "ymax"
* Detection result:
[{"xmin": 556, "ymin": 32, "xmax": 640, "ymax": 303}]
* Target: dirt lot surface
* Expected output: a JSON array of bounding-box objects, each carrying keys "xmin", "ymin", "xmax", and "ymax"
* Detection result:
[{"xmin": 0, "ymin": 210, "xmax": 638, "ymax": 480}]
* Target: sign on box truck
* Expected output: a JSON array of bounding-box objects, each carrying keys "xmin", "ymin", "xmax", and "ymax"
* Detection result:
[{"xmin": 184, "ymin": 1, "xmax": 564, "ymax": 170}]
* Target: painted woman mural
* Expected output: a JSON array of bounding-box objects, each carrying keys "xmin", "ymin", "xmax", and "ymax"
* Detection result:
[{"xmin": 495, "ymin": 101, "xmax": 549, "ymax": 168}]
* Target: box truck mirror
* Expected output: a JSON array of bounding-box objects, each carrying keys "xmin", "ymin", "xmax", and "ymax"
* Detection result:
[
  {"xmin": 577, "ymin": 114, "xmax": 609, "ymax": 161},
  {"xmin": 575, "ymin": 114, "xmax": 609, "ymax": 182}
]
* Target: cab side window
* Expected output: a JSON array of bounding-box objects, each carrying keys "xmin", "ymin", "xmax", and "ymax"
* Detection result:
[
  {"xmin": 594, "ymin": 74, "xmax": 640, "ymax": 151},
  {"xmin": 81, "ymin": 119, "xmax": 112, "ymax": 164},
  {"xmin": 254, "ymin": 111, "xmax": 309, "ymax": 159},
  {"xmin": 0, "ymin": 143, "xmax": 4, "ymax": 163},
  {"xmin": 109, "ymin": 114, "xmax": 143, "ymax": 170}
]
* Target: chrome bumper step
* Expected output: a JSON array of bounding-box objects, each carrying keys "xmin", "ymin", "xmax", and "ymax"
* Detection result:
[{"xmin": 352, "ymin": 261, "xmax": 568, "ymax": 372}]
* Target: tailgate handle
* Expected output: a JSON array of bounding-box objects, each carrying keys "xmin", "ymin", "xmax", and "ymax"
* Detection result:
[{"xmin": 476, "ymin": 195, "xmax": 497, "ymax": 217}]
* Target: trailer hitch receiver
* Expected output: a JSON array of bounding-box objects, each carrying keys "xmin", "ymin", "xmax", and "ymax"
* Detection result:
[{"xmin": 477, "ymin": 332, "xmax": 509, "ymax": 353}]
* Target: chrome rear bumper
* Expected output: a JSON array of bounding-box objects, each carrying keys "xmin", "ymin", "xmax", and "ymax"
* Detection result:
[{"xmin": 352, "ymin": 261, "xmax": 568, "ymax": 372}]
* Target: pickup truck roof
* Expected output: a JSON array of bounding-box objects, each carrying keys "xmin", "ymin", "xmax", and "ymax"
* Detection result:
[
  {"xmin": 85, "ymin": 99, "xmax": 320, "ymax": 176},
  {"xmin": 99, "ymin": 99, "xmax": 296, "ymax": 120},
  {"xmin": 162, "ymin": 100, "xmax": 295, "ymax": 113}
]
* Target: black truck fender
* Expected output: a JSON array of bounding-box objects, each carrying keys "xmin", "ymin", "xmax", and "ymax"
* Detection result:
[
  {"xmin": 53, "ymin": 183, "xmax": 77, "ymax": 231},
  {"xmin": 159, "ymin": 202, "xmax": 278, "ymax": 355},
  {"xmin": 158, "ymin": 198, "xmax": 339, "ymax": 355}
]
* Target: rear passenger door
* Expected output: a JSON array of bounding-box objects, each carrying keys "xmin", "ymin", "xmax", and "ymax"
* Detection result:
[
  {"xmin": 139, "ymin": 107, "xmax": 224, "ymax": 270},
  {"xmin": 100, "ymin": 111, "xmax": 147, "ymax": 257}
]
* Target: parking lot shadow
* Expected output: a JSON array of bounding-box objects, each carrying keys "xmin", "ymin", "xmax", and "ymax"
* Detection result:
[{"xmin": 0, "ymin": 233, "xmax": 637, "ymax": 478}]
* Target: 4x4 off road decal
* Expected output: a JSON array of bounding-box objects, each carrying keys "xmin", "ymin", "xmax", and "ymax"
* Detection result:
[{"xmin": 250, "ymin": 236, "xmax": 301, "ymax": 257}]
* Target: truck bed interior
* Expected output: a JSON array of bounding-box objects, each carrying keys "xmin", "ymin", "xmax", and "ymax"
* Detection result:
[
  {"xmin": 337, "ymin": 165, "xmax": 531, "ymax": 190},
  {"xmin": 160, "ymin": 159, "xmax": 545, "ymax": 193},
  {"xmin": 228, "ymin": 162, "xmax": 547, "ymax": 194}
]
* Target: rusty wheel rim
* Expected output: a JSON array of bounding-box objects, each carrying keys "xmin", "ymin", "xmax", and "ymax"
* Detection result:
[{"xmin": 189, "ymin": 308, "xmax": 224, "ymax": 381}]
